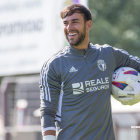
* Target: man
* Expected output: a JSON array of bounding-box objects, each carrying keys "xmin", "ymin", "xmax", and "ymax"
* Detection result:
[{"xmin": 39, "ymin": 4, "xmax": 140, "ymax": 140}]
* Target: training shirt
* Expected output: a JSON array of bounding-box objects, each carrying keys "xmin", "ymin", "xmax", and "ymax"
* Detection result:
[{"xmin": 40, "ymin": 43, "xmax": 140, "ymax": 140}]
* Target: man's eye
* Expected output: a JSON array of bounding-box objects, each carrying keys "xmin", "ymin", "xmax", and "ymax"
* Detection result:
[{"xmin": 64, "ymin": 23, "xmax": 68, "ymax": 25}]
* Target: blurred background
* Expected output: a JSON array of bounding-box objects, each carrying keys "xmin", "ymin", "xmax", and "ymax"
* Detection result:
[{"xmin": 0, "ymin": 0, "xmax": 140, "ymax": 140}]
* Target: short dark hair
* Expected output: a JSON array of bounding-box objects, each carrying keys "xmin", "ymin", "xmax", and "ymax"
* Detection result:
[{"xmin": 60, "ymin": 4, "xmax": 92, "ymax": 21}]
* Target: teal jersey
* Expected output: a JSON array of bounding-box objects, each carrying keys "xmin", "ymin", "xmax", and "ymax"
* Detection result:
[{"xmin": 40, "ymin": 43, "xmax": 140, "ymax": 140}]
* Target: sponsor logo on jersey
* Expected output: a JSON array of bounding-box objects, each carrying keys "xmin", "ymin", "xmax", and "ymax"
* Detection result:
[
  {"xmin": 69, "ymin": 66, "xmax": 78, "ymax": 72},
  {"xmin": 72, "ymin": 77, "xmax": 109, "ymax": 94},
  {"xmin": 72, "ymin": 82, "xmax": 84, "ymax": 95},
  {"xmin": 97, "ymin": 59, "xmax": 107, "ymax": 71}
]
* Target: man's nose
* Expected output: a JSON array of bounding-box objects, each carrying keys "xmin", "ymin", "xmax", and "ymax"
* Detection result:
[{"xmin": 67, "ymin": 23, "xmax": 73, "ymax": 31}]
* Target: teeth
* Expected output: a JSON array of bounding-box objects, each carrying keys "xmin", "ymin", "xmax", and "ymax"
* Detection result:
[{"xmin": 69, "ymin": 33, "xmax": 77, "ymax": 36}]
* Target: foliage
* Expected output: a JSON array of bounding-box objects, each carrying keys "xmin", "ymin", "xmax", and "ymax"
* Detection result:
[{"xmin": 89, "ymin": 0, "xmax": 140, "ymax": 56}]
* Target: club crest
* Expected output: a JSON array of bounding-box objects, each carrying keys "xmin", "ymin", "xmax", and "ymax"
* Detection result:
[{"xmin": 97, "ymin": 59, "xmax": 107, "ymax": 71}]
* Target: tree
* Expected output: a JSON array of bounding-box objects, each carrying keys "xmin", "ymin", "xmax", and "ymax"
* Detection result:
[{"xmin": 89, "ymin": 0, "xmax": 140, "ymax": 56}]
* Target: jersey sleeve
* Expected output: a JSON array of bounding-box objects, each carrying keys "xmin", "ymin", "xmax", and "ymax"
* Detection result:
[
  {"xmin": 39, "ymin": 59, "xmax": 61, "ymax": 132},
  {"xmin": 112, "ymin": 47, "xmax": 140, "ymax": 72}
]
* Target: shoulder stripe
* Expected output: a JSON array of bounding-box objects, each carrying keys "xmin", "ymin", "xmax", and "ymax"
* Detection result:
[
  {"xmin": 40, "ymin": 47, "xmax": 69, "ymax": 102},
  {"xmin": 91, "ymin": 44, "xmax": 140, "ymax": 64},
  {"xmin": 119, "ymin": 48, "xmax": 140, "ymax": 63}
]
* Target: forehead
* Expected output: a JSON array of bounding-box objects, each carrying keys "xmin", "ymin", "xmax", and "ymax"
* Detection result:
[{"xmin": 63, "ymin": 13, "xmax": 84, "ymax": 22}]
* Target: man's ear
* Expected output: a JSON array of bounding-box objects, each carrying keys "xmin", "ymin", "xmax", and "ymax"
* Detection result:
[{"xmin": 86, "ymin": 20, "xmax": 92, "ymax": 31}]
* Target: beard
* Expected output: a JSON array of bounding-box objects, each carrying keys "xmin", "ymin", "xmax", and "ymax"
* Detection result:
[{"xmin": 65, "ymin": 26, "xmax": 86, "ymax": 47}]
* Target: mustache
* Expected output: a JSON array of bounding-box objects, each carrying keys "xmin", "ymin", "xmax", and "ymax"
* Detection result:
[{"xmin": 66, "ymin": 30, "xmax": 78, "ymax": 34}]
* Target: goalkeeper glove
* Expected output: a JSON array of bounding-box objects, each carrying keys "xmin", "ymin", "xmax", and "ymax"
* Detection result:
[
  {"xmin": 43, "ymin": 135, "xmax": 56, "ymax": 140},
  {"xmin": 117, "ymin": 77, "xmax": 140, "ymax": 105}
]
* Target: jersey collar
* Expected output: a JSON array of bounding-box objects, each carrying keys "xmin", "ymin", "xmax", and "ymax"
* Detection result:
[{"xmin": 68, "ymin": 43, "xmax": 92, "ymax": 56}]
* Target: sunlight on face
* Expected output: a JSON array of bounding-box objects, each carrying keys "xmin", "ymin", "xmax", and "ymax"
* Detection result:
[{"xmin": 63, "ymin": 13, "xmax": 87, "ymax": 47}]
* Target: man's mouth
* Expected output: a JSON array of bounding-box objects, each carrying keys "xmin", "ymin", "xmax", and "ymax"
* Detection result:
[{"xmin": 68, "ymin": 33, "xmax": 77, "ymax": 36}]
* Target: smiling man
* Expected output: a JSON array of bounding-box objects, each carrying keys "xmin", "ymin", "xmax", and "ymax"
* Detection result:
[
  {"xmin": 63, "ymin": 12, "xmax": 91, "ymax": 49},
  {"xmin": 39, "ymin": 4, "xmax": 140, "ymax": 140}
]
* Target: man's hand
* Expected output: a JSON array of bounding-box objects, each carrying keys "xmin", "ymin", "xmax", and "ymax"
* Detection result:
[{"xmin": 117, "ymin": 77, "xmax": 140, "ymax": 105}]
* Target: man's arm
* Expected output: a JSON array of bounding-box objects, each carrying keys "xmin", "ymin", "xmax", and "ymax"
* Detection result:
[
  {"xmin": 42, "ymin": 129, "xmax": 56, "ymax": 137},
  {"xmin": 39, "ymin": 60, "xmax": 61, "ymax": 139},
  {"xmin": 40, "ymin": 111, "xmax": 56, "ymax": 139},
  {"xmin": 112, "ymin": 46, "xmax": 140, "ymax": 72}
]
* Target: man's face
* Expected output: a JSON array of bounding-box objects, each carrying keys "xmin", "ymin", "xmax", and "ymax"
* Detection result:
[{"xmin": 63, "ymin": 13, "xmax": 86, "ymax": 47}]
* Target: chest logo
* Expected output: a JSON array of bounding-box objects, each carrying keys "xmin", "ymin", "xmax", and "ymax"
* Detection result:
[
  {"xmin": 72, "ymin": 82, "xmax": 84, "ymax": 95},
  {"xmin": 72, "ymin": 77, "xmax": 110, "ymax": 95},
  {"xmin": 97, "ymin": 59, "xmax": 107, "ymax": 71},
  {"xmin": 69, "ymin": 66, "xmax": 78, "ymax": 72}
]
